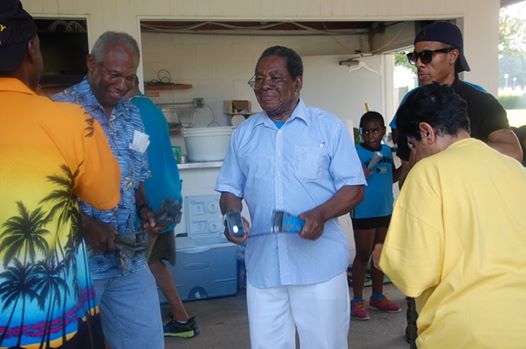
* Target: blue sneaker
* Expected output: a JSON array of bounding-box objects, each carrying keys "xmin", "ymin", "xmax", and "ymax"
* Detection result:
[{"xmin": 163, "ymin": 316, "xmax": 200, "ymax": 338}]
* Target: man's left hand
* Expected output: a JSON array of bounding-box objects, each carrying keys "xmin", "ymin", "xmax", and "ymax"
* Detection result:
[
  {"xmin": 139, "ymin": 207, "xmax": 163, "ymax": 236},
  {"xmin": 298, "ymin": 209, "xmax": 325, "ymax": 240}
]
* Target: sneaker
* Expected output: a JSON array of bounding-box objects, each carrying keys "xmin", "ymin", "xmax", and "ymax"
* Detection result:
[
  {"xmin": 369, "ymin": 296, "xmax": 401, "ymax": 313},
  {"xmin": 163, "ymin": 316, "xmax": 200, "ymax": 338},
  {"xmin": 351, "ymin": 300, "xmax": 370, "ymax": 320}
]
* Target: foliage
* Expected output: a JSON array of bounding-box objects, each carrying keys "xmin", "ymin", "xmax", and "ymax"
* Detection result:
[
  {"xmin": 499, "ymin": 4, "xmax": 526, "ymax": 89},
  {"xmin": 499, "ymin": 10, "xmax": 526, "ymax": 56},
  {"xmin": 394, "ymin": 51, "xmax": 416, "ymax": 72},
  {"xmin": 497, "ymin": 92, "xmax": 526, "ymax": 109}
]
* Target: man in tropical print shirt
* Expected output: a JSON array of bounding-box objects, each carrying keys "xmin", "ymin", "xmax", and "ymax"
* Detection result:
[{"xmin": 0, "ymin": 1, "xmax": 120, "ymax": 348}]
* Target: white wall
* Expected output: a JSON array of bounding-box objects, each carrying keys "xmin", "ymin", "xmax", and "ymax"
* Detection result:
[
  {"xmin": 22, "ymin": 0, "xmax": 500, "ymax": 262},
  {"xmin": 302, "ymin": 55, "xmax": 385, "ymax": 122},
  {"xmin": 25, "ymin": 0, "xmax": 501, "ymax": 94},
  {"xmin": 141, "ymin": 32, "xmax": 385, "ymax": 129}
]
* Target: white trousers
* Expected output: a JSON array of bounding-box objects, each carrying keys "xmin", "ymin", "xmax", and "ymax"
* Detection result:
[{"xmin": 246, "ymin": 272, "xmax": 350, "ymax": 349}]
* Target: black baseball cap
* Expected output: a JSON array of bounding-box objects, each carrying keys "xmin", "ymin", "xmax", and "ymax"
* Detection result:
[
  {"xmin": 414, "ymin": 21, "xmax": 470, "ymax": 73},
  {"xmin": 0, "ymin": 0, "xmax": 37, "ymax": 71}
]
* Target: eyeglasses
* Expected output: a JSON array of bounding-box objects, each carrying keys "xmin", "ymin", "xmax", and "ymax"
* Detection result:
[
  {"xmin": 98, "ymin": 63, "xmax": 137, "ymax": 84},
  {"xmin": 248, "ymin": 75, "xmax": 286, "ymax": 90},
  {"xmin": 406, "ymin": 47, "xmax": 454, "ymax": 65}
]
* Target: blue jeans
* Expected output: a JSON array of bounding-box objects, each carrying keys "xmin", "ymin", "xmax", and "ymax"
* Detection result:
[{"xmin": 94, "ymin": 267, "xmax": 164, "ymax": 349}]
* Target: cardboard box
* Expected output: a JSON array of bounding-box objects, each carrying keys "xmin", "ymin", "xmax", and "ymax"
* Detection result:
[
  {"xmin": 159, "ymin": 195, "xmax": 238, "ymax": 302},
  {"xmin": 224, "ymin": 100, "xmax": 251, "ymax": 115}
]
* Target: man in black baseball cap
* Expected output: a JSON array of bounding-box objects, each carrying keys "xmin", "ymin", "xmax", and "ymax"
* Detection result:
[
  {"xmin": 0, "ymin": 0, "xmax": 44, "ymax": 92},
  {"xmin": 0, "ymin": 1, "xmax": 118, "ymax": 348},
  {"xmin": 0, "ymin": 0, "xmax": 38, "ymax": 72},
  {"xmin": 394, "ymin": 21, "xmax": 521, "ymax": 166},
  {"xmin": 413, "ymin": 21, "xmax": 470, "ymax": 73},
  {"xmin": 407, "ymin": 21, "xmax": 471, "ymax": 86}
]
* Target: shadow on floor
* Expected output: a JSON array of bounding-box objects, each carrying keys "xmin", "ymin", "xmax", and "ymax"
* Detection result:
[{"xmin": 164, "ymin": 283, "xmax": 410, "ymax": 349}]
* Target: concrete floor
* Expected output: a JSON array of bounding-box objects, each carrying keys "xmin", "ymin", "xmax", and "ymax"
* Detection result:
[{"xmin": 163, "ymin": 283, "xmax": 409, "ymax": 349}]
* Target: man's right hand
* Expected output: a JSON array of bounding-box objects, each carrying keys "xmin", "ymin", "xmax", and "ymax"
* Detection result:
[
  {"xmin": 219, "ymin": 192, "xmax": 248, "ymax": 244},
  {"xmin": 80, "ymin": 212, "xmax": 117, "ymax": 252},
  {"xmin": 224, "ymin": 217, "xmax": 250, "ymax": 244}
]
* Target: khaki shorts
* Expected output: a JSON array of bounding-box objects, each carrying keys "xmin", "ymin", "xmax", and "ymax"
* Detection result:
[{"xmin": 147, "ymin": 230, "xmax": 176, "ymax": 266}]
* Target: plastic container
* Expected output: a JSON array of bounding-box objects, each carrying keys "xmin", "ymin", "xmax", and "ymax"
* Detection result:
[
  {"xmin": 162, "ymin": 235, "xmax": 237, "ymax": 301},
  {"xmin": 158, "ymin": 194, "xmax": 238, "ymax": 302},
  {"xmin": 183, "ymin": 126, "xmax": 233, "ymax": 162}
]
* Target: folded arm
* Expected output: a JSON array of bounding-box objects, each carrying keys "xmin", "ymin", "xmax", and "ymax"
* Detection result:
[{"xmin": 487, "ymin": 128, "xmax": 523, "ymax": 162}]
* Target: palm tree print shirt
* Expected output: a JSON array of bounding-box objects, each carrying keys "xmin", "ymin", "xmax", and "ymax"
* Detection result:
[{"xmin": 0, "ymin": 78, "xmax": 120, "ymax": 348}]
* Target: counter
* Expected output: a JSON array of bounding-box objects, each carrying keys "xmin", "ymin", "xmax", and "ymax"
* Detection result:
[{"xmin": 177, "ymin": 161, "xmax": 222, "ymax": 170}]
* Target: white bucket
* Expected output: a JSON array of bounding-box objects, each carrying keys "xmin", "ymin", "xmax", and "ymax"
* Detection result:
[{"xmin": 183, "ymin": 126, "xmax": 233, "ymax": 162}]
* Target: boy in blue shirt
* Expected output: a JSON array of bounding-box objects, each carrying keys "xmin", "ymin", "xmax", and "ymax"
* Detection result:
[{"xmin": 350, "ymin": 111, "xmax": 401, "ymax": 320}]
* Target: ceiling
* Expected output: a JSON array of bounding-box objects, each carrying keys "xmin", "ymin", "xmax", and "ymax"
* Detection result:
[
  {"xmin": 137, "ymin": 3, "xmax": 522, "ymax": 51},
  {"xmin": 140, "ymin": 20, "xmax": 394, "ymax": 36},
  {"xmin": 501, "ymin": 0, "xmax": 525, "ymax": 7},
  {"xmin": 140, "ymin": 0, "xmax": 523, "ymax": 36}
]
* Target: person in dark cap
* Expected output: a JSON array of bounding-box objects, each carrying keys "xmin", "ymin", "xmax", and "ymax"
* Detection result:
[
  {"xmin": 0, "ymin": 0, "xmax": 41, "ymax": 84},
  {"xmin": 393, "ymin": 21, "xmax": 522, "ymax": 177},
  {"xmin": 390, "ymin": 21, "xmax": 523, "ymax": 348},
  {"xmin": 412, "ymin": 20, "xmax": 471, "ymax": 78},
  {"xmin": 0, "ymin": 0, "xmax": 120, "ymax": 348}
]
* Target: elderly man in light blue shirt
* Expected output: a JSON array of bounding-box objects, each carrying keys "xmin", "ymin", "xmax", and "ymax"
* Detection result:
[{"xmin": 216, "ymin": 45, "xmax": 365, "ymax": 349}]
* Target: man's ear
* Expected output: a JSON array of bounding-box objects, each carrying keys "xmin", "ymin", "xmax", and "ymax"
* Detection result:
[
  {"xmin": 418, "ymin": 122, "xmax": 436, "ymax": 144},
  {"xmin": 448, "ymin": 49, "xmax": 460, "ymax": 67},
  {"xmin": 86, "ymin": 54, "xmax": 96, "ymax": 73},
  {"xmin": 26, "ymin": 36, "xmax": 38, "ymax": 64},
  {"xmin": 294, "ymin": 75, "xmax": 303, "ymax": 94}
]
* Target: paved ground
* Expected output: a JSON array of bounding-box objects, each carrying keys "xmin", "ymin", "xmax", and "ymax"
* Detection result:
[{"xmin": 164, "ymin": 283, "xmax": 409, "ymax": 349}]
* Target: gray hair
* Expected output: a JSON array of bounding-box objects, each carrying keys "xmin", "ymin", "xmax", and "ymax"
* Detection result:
[{"xmin": 91, "ymin": 31, "xmax": 140, "ymax": 63}]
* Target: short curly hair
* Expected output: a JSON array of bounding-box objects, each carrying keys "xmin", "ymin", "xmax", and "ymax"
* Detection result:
[
  {"xmin": 397, "ymin": 83, "xmax": 470, "ymax": 140},
  {"xmin": 256, "ymin": 46, "xmax": 303, "ymax": 79}
]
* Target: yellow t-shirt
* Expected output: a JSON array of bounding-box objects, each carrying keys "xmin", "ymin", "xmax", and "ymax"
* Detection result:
[
  {"xmin": 0, "ymin": 78, "xmax": 120, "ymax": 348},
  {"xmin": 380, "ymin": 138, "xmax": 526, "ymax": 349}
]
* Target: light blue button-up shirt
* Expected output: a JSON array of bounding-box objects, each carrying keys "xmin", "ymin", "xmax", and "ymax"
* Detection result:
[
  {"xmin": 216, "ymin": 99, "xmax": 366, "ymax": 288},
  {"xmin": 54, "ymin": 79, "xmax": 149, "ymax": 279}
]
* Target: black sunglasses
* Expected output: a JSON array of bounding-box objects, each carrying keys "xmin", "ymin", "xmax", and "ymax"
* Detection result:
[{"xmin": 406, "ymin": 47, "xmax": 454, "ymax": 65}]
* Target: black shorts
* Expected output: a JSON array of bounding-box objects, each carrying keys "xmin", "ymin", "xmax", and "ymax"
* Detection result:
[
  {"xmin": 62, "ymin": 314, "xmax": 105, "ymax": 349},
  {"xmin": 351, "ymin": 215, "xmax": 391, "ymax": 230},
  {"xmin": 147, "ymin": 230, "xmax": 176, "ymax": 266}
]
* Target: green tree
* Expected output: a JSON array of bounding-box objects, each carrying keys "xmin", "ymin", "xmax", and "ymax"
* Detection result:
[
  {"xmin": 499, "ymin": 10, "xmax": 526, "ymax": 56},
  {"xmin": 394, "ymin": 51, "xmax": 416, "ymax": 72},
  {"xmin": 499, "ymin": 5, "xmax": 526, "ymax": 88}
]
